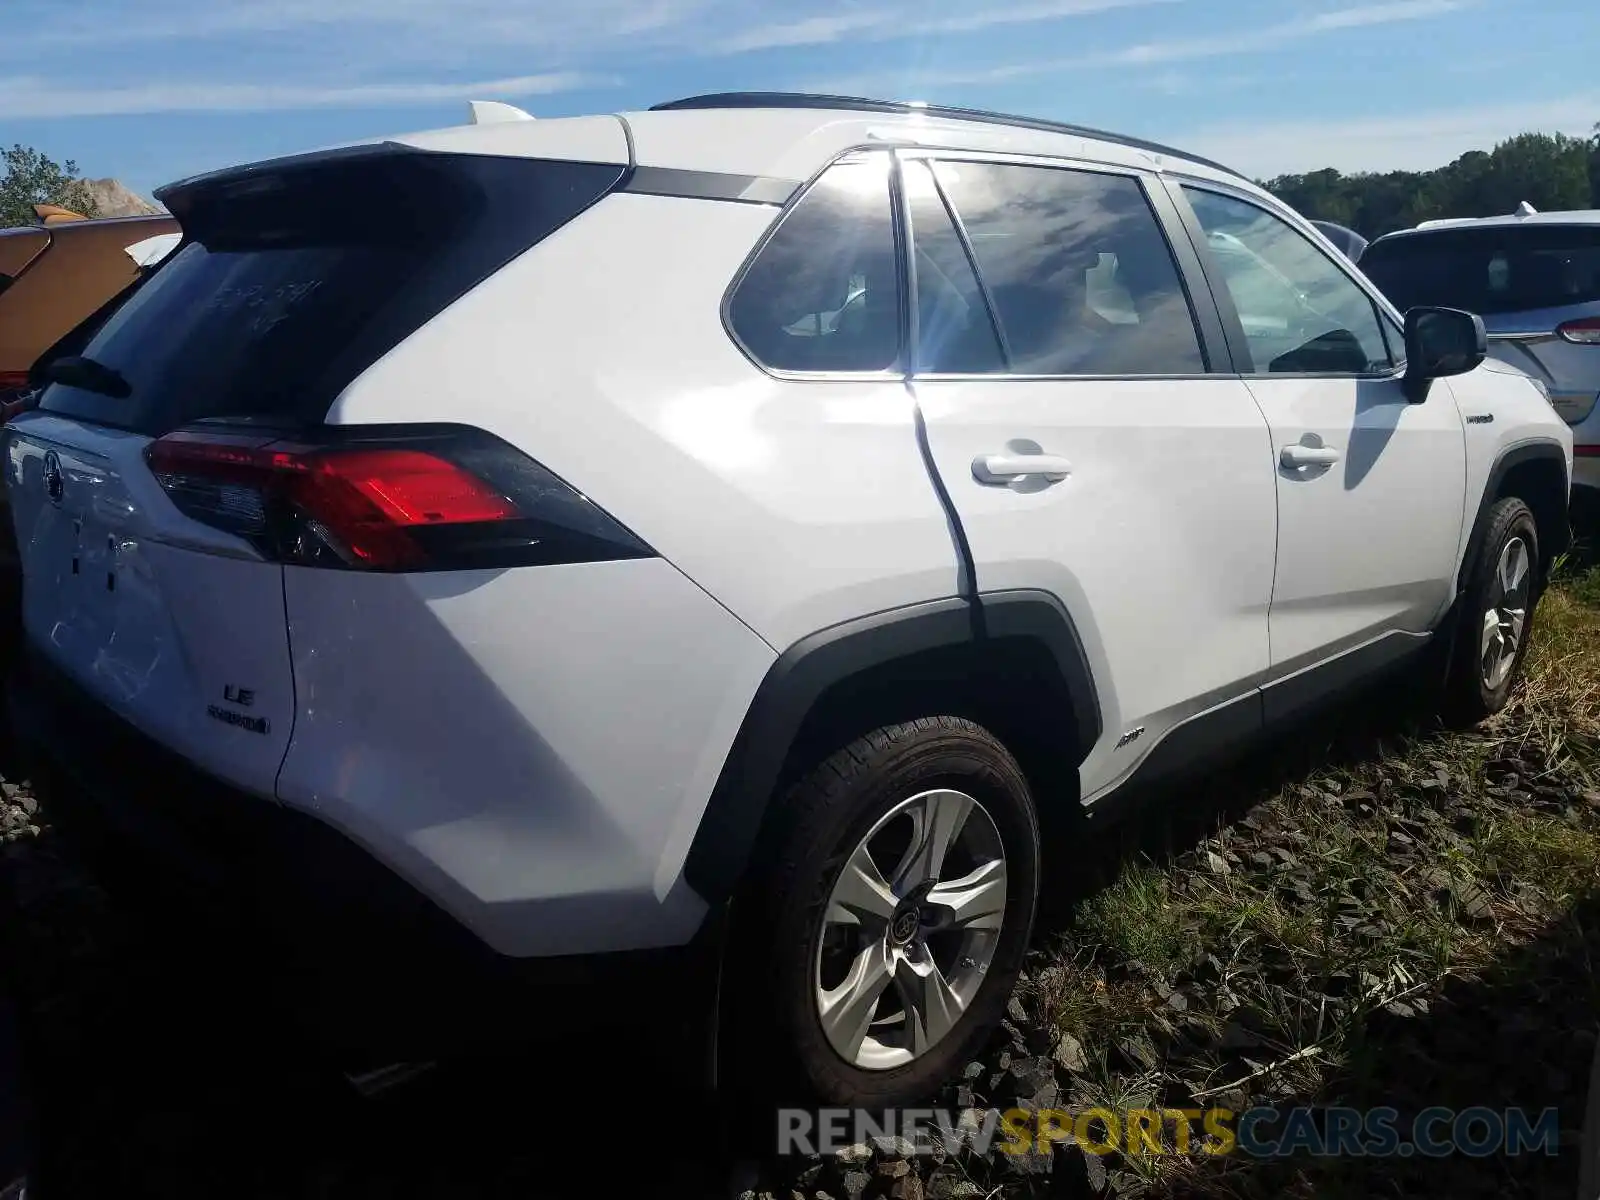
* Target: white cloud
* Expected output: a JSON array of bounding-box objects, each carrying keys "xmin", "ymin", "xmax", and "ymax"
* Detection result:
[
  {"xmin": 712, "ymin": 12, "xmax": 891, "ymax": 54},
  {"xmin": 4, "ymin": 0, "xmax": 1199, "ymax": 118},
  {"xmin": 2, "ymin": 0, "xmax": 723, "ymax": 72},
  {"xmin": 923, "ymin": 0, "xmax": 1179, "ymax": 33},
  {"xmin": 714, "ymin": 0, "xmax": 1177, "ymax": 54},
  {"xmin": 1182, "ymin": 95, "xmax": 1600, "ymax": 177},
  {"xmin": 0, "ymin": 0, "xmax": 1496, "ymax": 133},
  {"xmin": 0, "ymin": 71, "xmax": 611, "ymax": 119},
  {"xmin": 809, "ymin": 0, "xmax": 1470, "ymax": 91},
  {"xmin": 1137, "ymin": 71, "xmax": 1259, "ymax": 97},
  {"xmin": 1103, "ymin": 0, "xmax": 1467, "ymax": 64}
]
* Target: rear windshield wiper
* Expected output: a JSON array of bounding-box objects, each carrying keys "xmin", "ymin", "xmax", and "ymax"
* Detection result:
[{"xmin": 44, "ymin": 355, "xmax": 131, "ymax": 399}]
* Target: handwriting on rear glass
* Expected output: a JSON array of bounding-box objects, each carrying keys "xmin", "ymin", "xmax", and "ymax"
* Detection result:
[{"xmin": 204, "ymin": 279, "xmax": 325, "ymax": 336}]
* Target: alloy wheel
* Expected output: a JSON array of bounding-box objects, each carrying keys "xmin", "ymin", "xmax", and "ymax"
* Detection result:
[
  {"xmin": 1480, "ymin": 535, "xmax": 1531, "ymax": 692},
  {"xmin": 813, "ymin": 788, "xmax": 1007, "ymax": 1071}
]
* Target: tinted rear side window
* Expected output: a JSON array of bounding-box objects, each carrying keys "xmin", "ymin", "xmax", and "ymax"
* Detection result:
[
  {"xmin": 726, "ymin": 152, "xmax": 901, "ymax": 373},
  {"xmin": 1361, "ymin": 225, "xmax": 1600, "ymax": 316},
  {"xmin": 40, "ymin": 150, "xmax": 624, "ymax": 434},
  {"xmin": 931, "ymin": 160, "xmax": 1205, "ymax": 376},
  {"xmin": 903, "ymin": 159, "xmax": 1006, "ymax": 374}
]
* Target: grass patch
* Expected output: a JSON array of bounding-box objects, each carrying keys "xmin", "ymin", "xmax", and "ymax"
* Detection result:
[
  {"xmin": 1074, "ymin": 863, "xmax": 1191, "ymax": 981},
  {"xmin": 1020, "ymin": 564, "xmax": 1600, "ymax": 1198}
]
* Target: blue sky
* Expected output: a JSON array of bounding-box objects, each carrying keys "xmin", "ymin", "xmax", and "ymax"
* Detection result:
[{"xmin": 3, "ymin": 0, "xmax": 1596, "ymax": 201}]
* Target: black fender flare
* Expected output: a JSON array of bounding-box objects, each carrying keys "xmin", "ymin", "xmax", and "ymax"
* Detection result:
[
  {"xmin": 683, "ymin": 590, "xmax": 1101, "ymax": 904},
  {"xmin": 1458, "ymin": 441, "xmax": 1572, "ymax": 594}
]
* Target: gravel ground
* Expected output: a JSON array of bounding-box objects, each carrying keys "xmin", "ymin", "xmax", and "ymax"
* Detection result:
[{"xmin": 2, "ymin": 563, "xmax": 1597, "ymax": 1200}]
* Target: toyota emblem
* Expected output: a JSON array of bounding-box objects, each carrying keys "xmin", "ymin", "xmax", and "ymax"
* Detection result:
[{"xmin": 42, "ymin": 449, "xmax": 63, "ymax": 505}]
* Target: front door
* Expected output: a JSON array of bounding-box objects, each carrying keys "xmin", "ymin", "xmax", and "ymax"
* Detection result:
[{"xmin": 1175, "ymin": 182, "xmax": 1467, "ymax": 711}]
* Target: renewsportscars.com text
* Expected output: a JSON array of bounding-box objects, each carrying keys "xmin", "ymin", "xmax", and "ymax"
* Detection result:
[{"xmin": 777, "ymin": 1105, "xmax": 1561, "ymax": 1159}]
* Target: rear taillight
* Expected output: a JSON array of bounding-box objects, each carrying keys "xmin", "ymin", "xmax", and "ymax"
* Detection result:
[
  {"xmin": 0, "ymin": 372, "xmax": 27, "ymax": 390},
  {"xmin": 1576, "ymin": 445, "xmax": 1599, "ymax": 458},
  {"xmin": 144, "ymin": 423, "xmax": 652, "ymax": 572},
  {"xmin": 1556, "ymin": 317, "xmax": 1600, "ymax": 345}
]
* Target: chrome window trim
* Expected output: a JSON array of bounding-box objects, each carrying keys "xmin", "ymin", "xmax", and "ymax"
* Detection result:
[{"xmin": 909, "ymin": 371, "xmax": 1233, "ymax": 384}]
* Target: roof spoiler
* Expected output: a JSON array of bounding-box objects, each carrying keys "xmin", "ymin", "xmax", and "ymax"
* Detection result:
[{"xmin": 468, "ymin": 100, "xmax": 536, "ymax": 125}]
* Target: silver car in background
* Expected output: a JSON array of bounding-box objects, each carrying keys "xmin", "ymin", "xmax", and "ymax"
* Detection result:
[{"xmin": 1361, "ymin": 208, "xmax": 1600, "ymax": 503}]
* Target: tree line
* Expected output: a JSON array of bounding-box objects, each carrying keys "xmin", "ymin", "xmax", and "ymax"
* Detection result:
[{"xmin": 1262, "ymin": 129, "xmax": 1600, "ymax": 241}]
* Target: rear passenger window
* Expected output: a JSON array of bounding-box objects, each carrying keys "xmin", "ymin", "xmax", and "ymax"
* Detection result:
[
  {"xmin": 931, "ymin": 161, "xmax": 1205, "ymax": 376},
  {"xmin": 727, "ymin": 153, "xmax": 900, "ymax": 373},
  {"xmin": 903, "ymin": 159, "xmax": 1005, "ymax": 374}
]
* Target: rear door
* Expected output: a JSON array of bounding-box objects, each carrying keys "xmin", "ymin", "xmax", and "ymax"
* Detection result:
[
  {"xmin": 905, "ymin": 153, "xmax": 1278, "ymax": 801},
  {"xmin": 4, "ymin": 144, "xmax": 628, "ymax": 798}
]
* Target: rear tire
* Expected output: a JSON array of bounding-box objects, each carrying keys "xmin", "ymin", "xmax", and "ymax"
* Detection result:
[
  {"xmin": 1442, "ymin": 496, "xmax": 1540, "ymax": 726},
  {"xmin": 729, "ymin": 716, "xmax": 1040, "ymax": 1108}
]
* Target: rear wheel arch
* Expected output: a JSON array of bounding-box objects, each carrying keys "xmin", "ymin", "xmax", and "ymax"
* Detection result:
[{"xmin": 683, "ymin": 591, "xmax": 1101, "ymax": 906}]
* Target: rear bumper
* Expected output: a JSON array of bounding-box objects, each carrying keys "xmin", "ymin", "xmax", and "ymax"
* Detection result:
[{"xmin": 6, "ymin": 644, "xmax": 725, "ymax": 1068}]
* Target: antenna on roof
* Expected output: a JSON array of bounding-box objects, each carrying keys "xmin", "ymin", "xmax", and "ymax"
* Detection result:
[
  {"xmin": 468, "ymin": 100, "xmax": 536, "ymax": 125},
  {"xmin": 1515, "ymin": 200, "xmax": 1538, "ymax": 217}
]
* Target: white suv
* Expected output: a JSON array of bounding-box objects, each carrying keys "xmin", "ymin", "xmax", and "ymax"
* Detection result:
[{"xmin": 3, "ymin": 92, "xmax": 1575, "ymax": 1108}]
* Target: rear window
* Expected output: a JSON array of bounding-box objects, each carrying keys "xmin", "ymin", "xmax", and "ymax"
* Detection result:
[
  {"xmin": 1361, "ymin": 224, "xmax": 1600, "ymax": 316},
  {"xmin": 41, "ymin": 148, "xmax": 624, "ymax": 434}
]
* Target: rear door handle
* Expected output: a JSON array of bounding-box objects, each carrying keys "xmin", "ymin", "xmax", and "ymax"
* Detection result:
[
  {"xmin": 971, "ymin": 453, "xmax": 1073, "ymax": 485},
  {"xmin": 1280, "ymin": 444, "xmax": 1341, "ymax": 468}
]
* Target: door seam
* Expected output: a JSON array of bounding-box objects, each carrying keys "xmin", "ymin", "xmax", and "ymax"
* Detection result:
[{"xmin": 907, "ymin": 383, "xmax": 983, "ymax": 637}]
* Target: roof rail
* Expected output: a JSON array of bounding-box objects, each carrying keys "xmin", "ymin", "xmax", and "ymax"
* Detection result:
[{"xmin": 649, "ymin": 91, "xmax": 1247, "ymax": 180}]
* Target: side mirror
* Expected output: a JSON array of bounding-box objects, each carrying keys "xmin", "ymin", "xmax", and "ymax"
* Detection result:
[{"xmin": 1403, "ymin": 306, "xmax": 1486, "ymax": 403}]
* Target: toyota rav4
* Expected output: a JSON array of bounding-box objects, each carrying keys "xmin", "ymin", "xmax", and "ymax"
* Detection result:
[{"xmin": 2, "ymin": 92, "xmax": 1574, "ymax": 1108}]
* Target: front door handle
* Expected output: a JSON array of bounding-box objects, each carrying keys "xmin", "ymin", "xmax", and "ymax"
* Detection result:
[
  {"xmin": 972, "ymin": 453, "xmax": 1073, "ymax": 485},
  {"xmin": 1280, "ymin": 443, "xmax": 1342, "ymax": 469}
]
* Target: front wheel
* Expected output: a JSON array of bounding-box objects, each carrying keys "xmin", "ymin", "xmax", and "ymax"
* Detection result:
[
  {"xmin": 733, "ymin": 717, "xmax": 1041, "ymax": 1108},
  {"xmin": 1442, "ymin": 496, "xmax": 1541, "ymax": 726}
]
